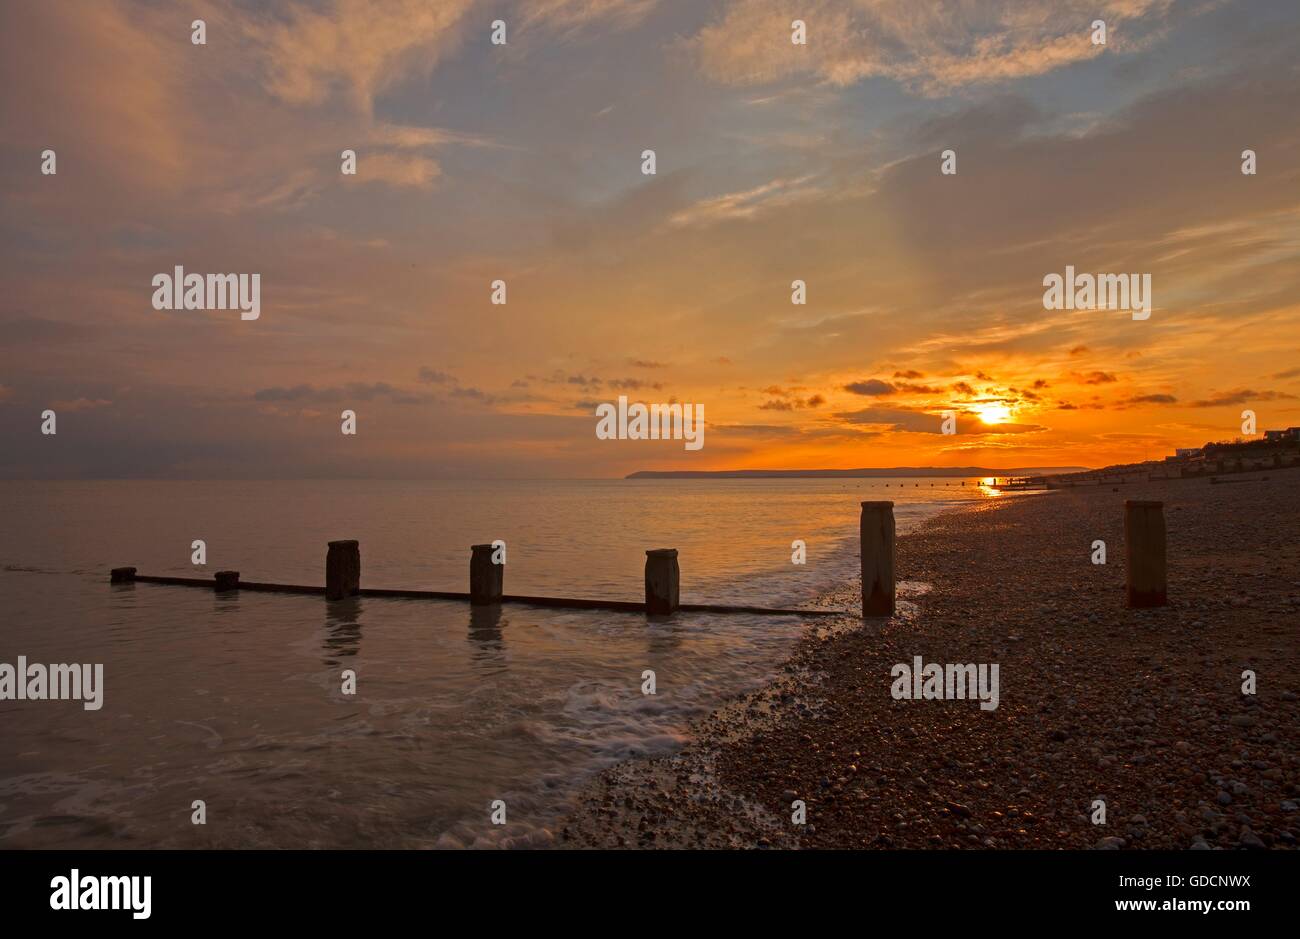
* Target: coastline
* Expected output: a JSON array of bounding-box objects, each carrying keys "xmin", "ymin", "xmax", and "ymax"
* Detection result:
[{"xmin": 558, "ymin": 474, "xmax": 1300, "ymax": 849}]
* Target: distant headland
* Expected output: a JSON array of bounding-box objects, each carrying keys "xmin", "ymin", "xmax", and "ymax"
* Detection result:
[{"xmin": 624, "ymin": 466, "xmax": 1090, "ymax": 479}]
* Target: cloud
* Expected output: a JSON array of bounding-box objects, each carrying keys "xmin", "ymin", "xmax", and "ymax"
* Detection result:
[
  {"xmin": 668, "ymin": 175, "xmax": 819, "ymax": 228},
  {"xmin": 4, "ymin": 1, "xmax": 1299, "ymax": 480},
  {"xmin": 1118, "ymin": 393, "xmax": 1178, "ymax": 407},
  {"xmin": 535, "ymin": 372, "xmax": 664, "ymax": 393},
  {"xmin": 1190, "ymin": 389, "xmax": 1297, "ymax": 408},
  {"xmin": 251, "ymin": 0, "xmax": 662, "ymax": 112},
  {"xmin": 249, "ymin": 0, "xmax": 476, "ymax": 110},
  {"xmin": 835, "ymin": 405, "xmax": 1044, "ymax": 436},
  {"xmin": 844, "ymin": 379, "xmax": 896, "ymax": 396},
  {"xmin": 835, "ymin": 406, "xmax": 935, "ymax": 432},
  {"xmin": 449, "ymin": 386, "xmax": 494, "ymax": 403},
  {"xmin": 967, "ymin": 420, "xmax": 1046, "ymax": 435},
  {"xmin": 354, "ymin": 153, "xmax": 441, "ymax": 189},
  {"xmin": 759, "ymin": 393, "xmax": 823, "ymax": 410},
  {"xmin": 0, "ymin": 1, "xmax": 190, "ymax": 187},
  {"xmin": 253, "ymin": 382, "xmax": 433, "ymax": 405},
  {"xmin": 688, "ymin": 0, "xmax": 1178, "ymax": 96},
  {"xmin": 519, "ymin": 0, "xmax": 659, "ymax": 35},
  {"xmin": 50, "ymin": 397, "xmax": 112, "ymax": 412}
]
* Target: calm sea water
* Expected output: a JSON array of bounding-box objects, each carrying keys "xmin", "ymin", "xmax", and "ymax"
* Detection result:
[{"xmin": 0, "ymin": 478, "xmax": 995, "ymax": 848}]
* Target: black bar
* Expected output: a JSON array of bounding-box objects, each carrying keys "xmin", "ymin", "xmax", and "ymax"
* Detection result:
[{"xmin": 1, "ymin": 849, "xmax": 1288, "ymax": 926}]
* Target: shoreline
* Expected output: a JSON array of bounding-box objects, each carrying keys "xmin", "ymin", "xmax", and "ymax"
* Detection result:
[{"xmin": 558, "ymin": 474, "xmax": 1300, "ymax": 849}]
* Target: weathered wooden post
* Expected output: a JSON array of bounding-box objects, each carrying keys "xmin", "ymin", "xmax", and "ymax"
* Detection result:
[
  {"xmin": 469, "ymin": 544, "xmax": 504, "ymax": 605},
  {"xmin": 645, "ymin": 548, "xmax": 680, "ymax": 614},
  {"xmin": 860, "ymin": 501, "xmax": 895, "ymax": 617},
  {"xmin": 110, "ymin": 567, "xmax": 137, "ymax": 584},
  {"xmin": 326, "ymin": 540, "xmax": 360, "ymax": 601},
  {"xmin": 214, "ymin": 570, "xmax": 240, "ymax": 592},
  {"xmin": 1125, "ymin": 500, "xmax": 1167, "ymax": 607}
]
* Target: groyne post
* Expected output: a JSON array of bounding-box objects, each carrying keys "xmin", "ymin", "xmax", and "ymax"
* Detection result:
[
  {"xmin": 214, "ymin": 570, "xmax": 240, "ymax": 592},
  {"xmin": 110, "ymin": 567, "xmax": 137, "ymax": 584},
  {"xmin": 860, "ymin": 501, "xmax": 895, "ymax": 617},
  {"xmin": 469, "ymin": 544, "xmax": 504, "ymax": 605},
  {"xmin": 645, "ymin": 548, "xmax": 680, "ymax": 614},
  {"xmin": 1125, "ymin": 500, "xmax": 1167, "ymax": 608},
  {"xmin": 326, "ymin": 540, "xmax": 360, "ymax": 601}
]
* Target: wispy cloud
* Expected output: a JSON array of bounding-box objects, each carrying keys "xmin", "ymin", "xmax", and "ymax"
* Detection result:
[
  {"xmin": 668, "ymin": 175, "xmax": 819, "ymax": 228},
  {"xmin": 688, "ymin": 0, "xmax": 1181, "ymax": 95}
]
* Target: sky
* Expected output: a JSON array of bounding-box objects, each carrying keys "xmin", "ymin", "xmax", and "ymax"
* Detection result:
[{"xmin": 2, "ymin": 0, "xmax": 1298, "ymax": 479}]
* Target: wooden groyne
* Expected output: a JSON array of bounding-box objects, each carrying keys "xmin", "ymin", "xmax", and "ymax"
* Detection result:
[
  {"xmin": 852, "ymin": 500, "xmax": 1167, "ymax": 614},
  {"xmin": 1124, "ymin": 500, "xmax": 1167, "ymax": 608},
  {"xmin": 859, "ymin": 501, "xmax": 895, "ymax": 616},
  {"xmin": 111, "ymin": 500, "xmax": 1172, "ymax": 618},
  {"xmin": 109, "ymin": 543, "xmax": 844, "ymax": 618}
]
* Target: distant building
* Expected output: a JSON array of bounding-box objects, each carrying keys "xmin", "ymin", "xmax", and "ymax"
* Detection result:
[
  {"xmin": 1174, "ymin": 447, "xmax": 1201, "ymax": 458},
  {"xmin": 1263, "ymin": 427, "xmax": 1300, "ymax": 442}
]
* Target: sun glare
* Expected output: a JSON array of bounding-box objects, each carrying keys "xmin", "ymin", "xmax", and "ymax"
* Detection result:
[{"xmin": 974, "ymin": 403, "xmax": 1013, "ymax": 425}]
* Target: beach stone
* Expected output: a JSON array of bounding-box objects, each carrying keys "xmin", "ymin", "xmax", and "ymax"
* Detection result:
[{"xmin": 1216, "ymin": 791, "xmax": 1233, "ymax": 806}]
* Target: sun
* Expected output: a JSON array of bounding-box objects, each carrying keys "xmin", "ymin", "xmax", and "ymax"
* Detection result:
[{"xmin": 974, "ymin": 402, "xmax": 1013, "ymax": 425}]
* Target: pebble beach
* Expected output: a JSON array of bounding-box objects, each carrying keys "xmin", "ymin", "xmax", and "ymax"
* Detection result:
[{"xmin": 560, "ymin": 473, "xmax": 1300, "ymax": 849}]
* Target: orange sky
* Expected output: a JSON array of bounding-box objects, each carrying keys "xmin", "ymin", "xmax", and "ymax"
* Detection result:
[{"xmin": 2, "ymin": 0, "xmax": 1299, "ymax": 478}]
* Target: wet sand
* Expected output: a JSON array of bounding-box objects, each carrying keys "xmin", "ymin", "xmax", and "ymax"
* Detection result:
[{"xmin": 560, "ymin": 473, "xmax": 1300, "ymax": 849}]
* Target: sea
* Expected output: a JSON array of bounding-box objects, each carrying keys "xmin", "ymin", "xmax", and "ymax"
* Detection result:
[{"xmin": 0, "ymin": 477, "xmax": 998, "ymax": 848}]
